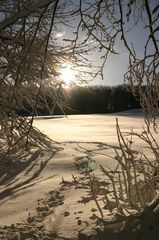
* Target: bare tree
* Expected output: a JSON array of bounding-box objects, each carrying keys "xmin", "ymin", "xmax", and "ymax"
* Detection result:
[
  {"xmin": 0, "ymin": 1, "xmax": 159, "ymax": 237},
  {"xmin": 0, "ymin": 0, "xmax": 158, "ymax": 150},
  {"xmin": 71, "ymin": 0, "xmax": 159, "ymax": 125},
  {"xmin": 0, "ymin": 0, "xmax": 97, "ymax": 152}
]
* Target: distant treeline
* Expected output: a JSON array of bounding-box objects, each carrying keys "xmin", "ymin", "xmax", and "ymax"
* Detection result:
[
  {"xmin": 63, "ymin": 85, "xmax": 141, "ymax": 114},
  {"xmin": 17, "ymin": 84, "xmax": 141, "ymax": 116}
]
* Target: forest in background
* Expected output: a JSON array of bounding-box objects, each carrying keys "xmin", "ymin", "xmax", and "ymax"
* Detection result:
[{"xmin": 17, "ymin": 84, "xmax": 141, "ymax": 116}]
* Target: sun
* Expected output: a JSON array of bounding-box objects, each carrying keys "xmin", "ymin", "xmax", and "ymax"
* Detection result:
[{"xmin": 60, "ymin": 64, "xmax": 76, "ymax": 87}]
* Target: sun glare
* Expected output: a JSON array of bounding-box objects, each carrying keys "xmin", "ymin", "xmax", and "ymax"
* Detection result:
[{"xmin": 60, "ymin": 64, "xmax": 75, "ymax": 87}]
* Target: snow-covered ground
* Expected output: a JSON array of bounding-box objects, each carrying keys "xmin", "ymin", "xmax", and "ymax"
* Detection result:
[
  {"xmin": 0, "ymin": 111, "xmax": 158, "ymax": 239},
  {"xmin": 33, "ymin": 111, "xmax": 146, "ymax": 144}
]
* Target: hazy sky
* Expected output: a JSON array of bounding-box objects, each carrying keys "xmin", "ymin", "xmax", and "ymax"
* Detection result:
[
  {"xmin": 91, "ymin": 0, "xmax": 158, "ymax": 87},
  {"xmin": 0, "ymin": 0, "xmax": 157, "ymax": 87},
  {"xmin": 56, "ymin": 2, "xmax": 156, "ymax": 88},
  {"xmin": 92, "ymin": 20, "xmax": 150, "ymax": 86}
]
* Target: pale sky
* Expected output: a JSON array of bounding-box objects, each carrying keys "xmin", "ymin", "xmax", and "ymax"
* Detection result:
[
  {"xmin": 0, "ymin": 0, "xmax": 158, "ymax": 87},
  {"xmin": 91, "ymin": 0, "xmax": 158, "ymax": 87},
  {"xmin": 92, "ymin": 21, "xmax": 151, "ymax": 86},
  {"xmin": 55, "ymin": 16, "xmax": 153, "ymax": 87}
]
